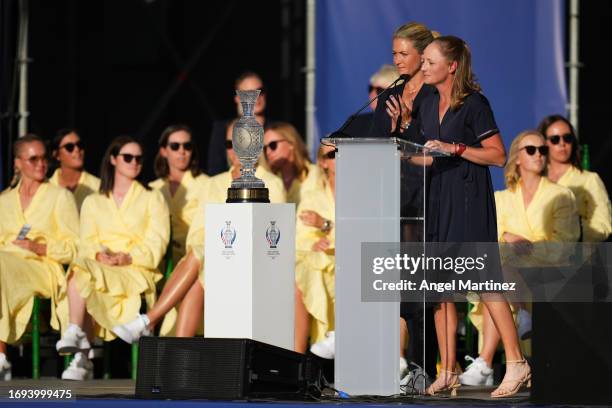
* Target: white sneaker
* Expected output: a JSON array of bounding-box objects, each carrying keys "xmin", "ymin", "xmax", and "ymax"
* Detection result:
[
  {"xmin": 517, "ymin": 308, "xmax": 532, "ymax": 340},
  {"xmin": 400, "ymin": 362, "xmax": 432, "ymax": 394},
  {"xmin": 459, "ymin": 356, "xmax": 493, "ymax": 386},
  {"xmin": 112, "ymin": 314, "xmax": 151, "ymax": 344},
  {"xmin": 0, "ymin": 353, "xmax": 11, "ymax": 381},
  {"xmin": 56, "ymin": 324, "xmax": 91, "ymax": 355},
  {"xmin": 400, "ymin": 357, "xmax": 408, "ymax": 379},
  {"xmin": 310, "ymin": 331, "xmax": 334, "ymax": 359},
  {"xmin": 61, "ymin": 352, "xmax": 93, "ymax": 381}
]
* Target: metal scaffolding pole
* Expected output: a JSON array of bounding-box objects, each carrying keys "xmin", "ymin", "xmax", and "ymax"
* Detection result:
[
  {"xmin": 305, "ymin": 0, "xmax": 316, "ymax": 156},
  {"xmin": 568, "ymin": 0, "xmax": 580, "ymax": 135},
  {"xmin": 17, "ymin": 0, "xmax": 29, "ymax": 137}
]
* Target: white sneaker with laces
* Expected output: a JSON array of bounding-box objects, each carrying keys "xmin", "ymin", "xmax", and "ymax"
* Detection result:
[
  {"xmin": 0, "ymin": 353, "xmax": 12, "ymax": 381},
  {"xmin": 112, "ymin": 314, "xmax": 151, "ymax": 344},
  {"xmin": 517, "ymin": 308, "xmax": 532, "ymax": 340},
  {"xmin": 310, "ymin": 331, "xmax": 334, "ymax": 359},
  {"xmin": 459, "ymin": 355, "xmax": 493, "ymax": 386},
  {"xmin": 56, "ymin": 324, "xmax": 91, "ymax": 355},
  {"xmin": 61, "ymin": 352, "xmax": 93, "ymax": 381}
]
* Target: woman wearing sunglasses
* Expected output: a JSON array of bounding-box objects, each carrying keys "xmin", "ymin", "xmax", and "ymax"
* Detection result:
[
  {"xmin": 0, "ymin": 134, "xmax": 79, "ymax": 381},
  {"xmin": 49, "ymin": 129, "xmax": 100, "ymax": 212},
  {"xmin": 112, "ymin": 120, "xmax": 285, "ymax": 343},
  {"xmin": 151, "ymin": 125, "xmax": 209, "ymax": 267},
  {"xmin": 537, "ymin": 115, "xmax": 611, "ymax": 242},
  {"xmin": 56, "ymin": 136, "xmax": 169, "ymax": 380},
  {"xmin": 263, "ymin": 122, "xmax": 320, "ymax": 204},
  {"xmin": 463, "ymin": 130, "xmax": 579, "ymax": 390},
  {"xmin": 294, "ymin": 143, "xmax": 336, "ymax": 355}
]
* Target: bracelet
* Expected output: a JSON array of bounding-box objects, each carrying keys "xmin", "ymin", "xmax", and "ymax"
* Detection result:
[
  {"xmin": 321, "ymin": 219, "xmax": 333, "ymax": 233},
  {"xmin": 400, "ymin": 120, "xmax": 411, "ymax": 131},
  {"xmin": 454, "ymin": 143, "xmax": 467, "ymax": 157}
]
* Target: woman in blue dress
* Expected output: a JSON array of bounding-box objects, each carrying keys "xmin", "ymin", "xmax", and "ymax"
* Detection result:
[{"xmin": 416, "ymin": 36, "xmax": 530, "ymax": 398}]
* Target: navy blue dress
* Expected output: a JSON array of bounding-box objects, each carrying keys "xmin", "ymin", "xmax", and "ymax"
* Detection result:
[{"xmin": 415, "ymin": 91, "xmax": 499, "ymax": 243}]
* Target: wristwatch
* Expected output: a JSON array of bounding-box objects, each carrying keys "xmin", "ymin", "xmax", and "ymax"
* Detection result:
[{"xmin": 321, "ymin": 219, "xmax": 333, "ymax": 233}]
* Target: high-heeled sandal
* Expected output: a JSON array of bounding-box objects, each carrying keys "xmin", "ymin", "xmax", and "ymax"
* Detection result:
[
  {"xmin": 491, "ymin": 359, "xmax": 531, "ymax": 398},
  {"xmin": 426, "ymin": 369, "xmax": 461, "ymax": 396}
]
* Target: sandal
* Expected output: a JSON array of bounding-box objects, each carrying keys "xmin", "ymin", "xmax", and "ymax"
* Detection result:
[
  {"xmin": 491, "ymin": 359, "xmax": 531, "ymax": 398},
  {"xmin": 426, "ymin": 369, "xmax": 461, "ymax": 396}
]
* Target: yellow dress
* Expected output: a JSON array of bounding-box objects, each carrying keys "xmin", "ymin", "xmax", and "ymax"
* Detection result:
[
  {"xmin": 555, "ymin": 166, "xmax": 611, "ymax": 242},
  {"xmin": 470, "ymin": 177, "xmax": 579, "ymax": 354},
  {"xmin": 285, "ymin": 162, "xmax": 322, "ymax": 205},
  {"xmin": 149, "ymin": 171, "xmax": 209, "ymax": 265},
  {"xmin": 49, "ymin": 169, "xmax": 100, "ymax": 212},
  {"xmin": 295, "ymin": 177, "xmax": 335, "ymax": 344},
  {"xmin": 158, "ymin": 166, "xmax": 285, "ymax": 336},
  {"xmin": 0, "ymin": 182, "xmax": 79, "ymax": 344},
  {"xmin": 69, "ymin": 181, "xmax": 170, "ymax": 341}
]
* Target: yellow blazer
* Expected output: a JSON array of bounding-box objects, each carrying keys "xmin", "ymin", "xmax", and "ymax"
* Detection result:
[
  {"xmin": 495, "ymin": 177, "xmax": 580, "ymax": 266},
  {"xmin": 49, "ymin": 169, "xmax": 100, "ymax": 212},
  {"xmin": 555, "ymin": 166, "xmax": 611, "ymax": 242},
  {"xmin": 295, "ymin": 177, "xmax": 335, "ymax": 343},
  {"xmin": 150, "ymin": 171, "xmax": 209, "ymax": 264},
  {"xmin": 285, "ymin": 162, "xmax": 322, "ymax": 205},
  {"xmin": 70, "ymin": 181, "xmax": 170, "ymax": 340},
  {"xmin": 0, "ymin": 182, "xmax": 79, "ymax": 343}
]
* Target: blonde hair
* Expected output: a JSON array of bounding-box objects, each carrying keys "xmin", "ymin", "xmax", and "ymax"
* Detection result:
[
  {"xmin": 504, "ymin": 130, "xmax": 546, "ymax": 191},
  {"xmin": 393, "ymin": 22, "xmax": 438, "ymax": 54},
  {"xmin": 263, "ymin": 122, "xmax": 311, "ymax": 181},
  {"xmin": 432, "ymin": 36, "xmax": 481, "ymax": 110},
  {"xmin": 370, "ymin": 64, "xmax": 399, "ymax": 88}
]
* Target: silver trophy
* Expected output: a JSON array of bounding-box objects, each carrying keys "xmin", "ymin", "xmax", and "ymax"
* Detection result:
[{"xmin": 227, "ymin": 89, "xmax": 269, "ymax": 203}]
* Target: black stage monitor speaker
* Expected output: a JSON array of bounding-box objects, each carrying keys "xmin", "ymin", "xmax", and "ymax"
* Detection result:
[{"xmin": 135, "ymin": 337, "xmax": 321, "ymax": 400}]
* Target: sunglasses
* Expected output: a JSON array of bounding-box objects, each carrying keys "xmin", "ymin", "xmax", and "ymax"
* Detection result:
[
  {"xmin": 264, "ymin": 139, "xmax": 289, "ymax": 152},
  {"xmin": 368, "ymin": 85, "xmax": 384, "ymax": 94},
  {"xmin": 167, "ymin": 141, "xmax": 193, "ymax": 151},
  {"xmin": 547, "ymin": 133, "xmax": 574, "ymax": 145},
  {"xmin": 520, "ymin": 145, "xmax": 549, "ymax": 156},
  {"xmin": 60, "ymin": 141, "xmax": 83, "ymax": 153},
  {"xmin": 225, "ymin": 140, "xmax": 233, "ymax": 150},
  {"xmin": 324, "ymin": 150, "xmax": 336, "ymax": 160},
  {"xmin": 117, "ymin": 153, "xmax": 143, "ymax": 164},
  {"xmin": 21, "ymin": 155, "xmax": 48, "ymax": 165}
]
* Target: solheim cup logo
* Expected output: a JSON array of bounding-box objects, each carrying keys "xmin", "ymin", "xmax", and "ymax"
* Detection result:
[
  {"xmin": 266, "ymin": 221, "xmax": 281, "ymax": 249},
  {"xmin": 220, "ymin": 221, "xmax": 237, "ymax": 249}
]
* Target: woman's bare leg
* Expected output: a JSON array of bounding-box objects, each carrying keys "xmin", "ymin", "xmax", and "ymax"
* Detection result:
[
  {"xmin": 175, "ymin": 281, "xmax": 204, "ymax": 337},
  {"xmin": 146, "ymin": 252, "xmax": 200, "ymax": 327},
  {"xmin": 479, "ymin": 303, "xmax": 501, "ymax": 367},
  {"xmin": 481, "ymin": 295, "xmax": 522, "ymax": 361},
  {"xmin": 0, "ymin": 342, "xmax": 6, "ymax": 355},
  {"xmin": 67, "ymin": 274, "xmax": 87, "ymax": 327},
  {"xmin": 433, "ymin": 302, "xmax": 457, "ymax": 371},
  {"xmin": 400, "ymin": 317, "xmax": 409, "ymax": 359},
  {"xmin": 294, "ymin": 286, "xmax": 310, "ymax": 353}
]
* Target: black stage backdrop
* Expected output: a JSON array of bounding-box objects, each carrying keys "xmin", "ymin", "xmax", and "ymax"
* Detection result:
[{"xmin": 1, "ymin": 0, "xmax": 306, "ymax": 184}]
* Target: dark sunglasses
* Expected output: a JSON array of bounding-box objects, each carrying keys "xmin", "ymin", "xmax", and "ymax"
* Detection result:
[
  {"xmin": 264, "ymin": 139, "xmax": 289, "ymax": 152},
  {"xmin": 22, "ymin": 155, "xmax": 48, "ymax": 165},
  {"xmin": 368, "ymin": 85, "xmax": 384, "ymax": 94},
  {"xmin": 547, "ymin": 133, "xmax": 574, "ymax": 145},
  {"xmin": 167, "ymin": 141, "xmax": 193, "ymax": 151},
  {"xmin": 225, "ymin": 140, "xmax": 233, "ymax": 150},
  {"xmin": 324, "ymin": 150, "xmax": 336, "ymax": 160},
  {"xmin": 520, "ymin": 145, "xmax": 549, "ymax": 156},
  {"xmin": 60, "ymin": 141, "xmax": 83, "ymax": 153},
  {"xmin": 117, "ymin": 153, "xmax": 143, "ymax": 164}
]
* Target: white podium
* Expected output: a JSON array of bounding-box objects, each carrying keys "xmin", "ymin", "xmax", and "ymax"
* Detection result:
[{"xmin": 204, "ymin": 203, "xmax": 295, "ymax": 351}]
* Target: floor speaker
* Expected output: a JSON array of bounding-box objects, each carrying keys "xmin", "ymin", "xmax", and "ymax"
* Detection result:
[
  {"xmin": 135, "ymin": 337, "xmax": 321, "ymax": 400},
  {"xmin": 532, "ymin": 302, "xmax": 612, "ymax": 405}
]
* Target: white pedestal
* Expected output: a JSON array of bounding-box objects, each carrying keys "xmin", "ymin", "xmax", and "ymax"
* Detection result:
[{"xmin": 204, "ymin": 203, "xmax": 295, "ymax": 351}]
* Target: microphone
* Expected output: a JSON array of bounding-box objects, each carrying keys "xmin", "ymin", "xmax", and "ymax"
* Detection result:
[{"xmin": 328, "ymin": 74, "xmax": 409, "ymax": 138}]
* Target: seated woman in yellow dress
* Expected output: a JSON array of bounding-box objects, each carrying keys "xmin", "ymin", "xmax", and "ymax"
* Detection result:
[
  {"xmin": 537, "ymin": 114, "xmax": 611, "ymax": 242},
  {"xmin": 0, "ymin": 134, "xmax": 79, "ymax": 381},
  {"xmin": 262, "ymin": 122, "xmax": 320, "ymax": 204},
  {"xmin": 112, "ymin": 120, "xmax": 285, "ymax": 343},
  {"xmin": 49, "ymin": 128, "xmax": 100, "ymax": 212},
  {"xmin": 294, "ymin": 143, "xmax": 336, "ymax": 355},
  {"xmin": 56, "ymin": 136, "xmax": 170, "ymax": 380},
  {"xmin": 460, "ymin": 130, "xmax": 579, "ymax": 387}
]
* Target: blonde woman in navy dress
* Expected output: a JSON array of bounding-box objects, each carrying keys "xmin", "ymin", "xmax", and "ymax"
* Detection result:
[{"xmin": 415, "ymin": 36, "xmax": 529, "ymax": 398}]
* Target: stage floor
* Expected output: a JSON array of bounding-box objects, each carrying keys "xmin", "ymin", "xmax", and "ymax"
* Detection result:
[{"xmin": 0, "ymin": 378, "xmax": 532, "ymax": 407}]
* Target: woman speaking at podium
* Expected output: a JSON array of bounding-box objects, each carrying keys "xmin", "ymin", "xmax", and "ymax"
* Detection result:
[{"xmin": 416, "ymin": 36, "xmax": 530, "ymax": 398}]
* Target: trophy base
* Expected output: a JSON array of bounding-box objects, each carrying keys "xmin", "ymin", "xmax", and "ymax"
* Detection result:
[{"xmin": 226, "ymin": 187, "xmax": 270, "ymax": 203}]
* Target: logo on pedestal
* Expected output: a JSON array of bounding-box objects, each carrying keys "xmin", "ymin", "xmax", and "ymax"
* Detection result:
[
  {"xmin": 266, "ymin": 221, "xmax": 281, "ymax": 258},
  {"xmin": 220, "ymin": 221, "xmax": 237, "ymax": 258}
]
